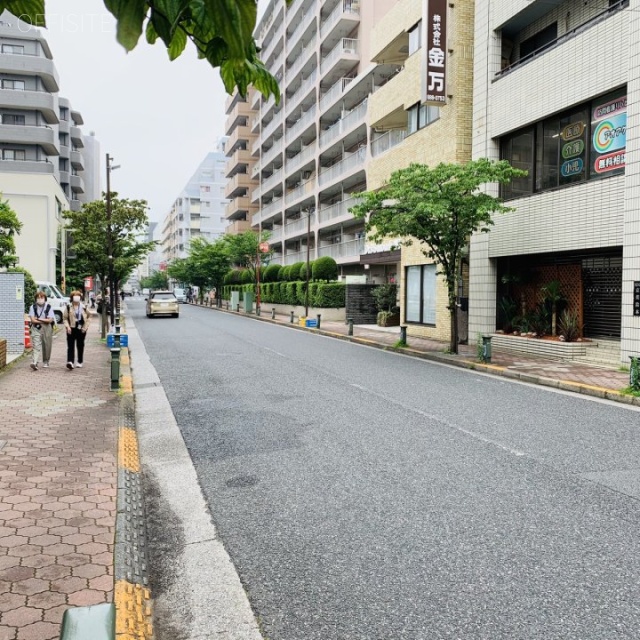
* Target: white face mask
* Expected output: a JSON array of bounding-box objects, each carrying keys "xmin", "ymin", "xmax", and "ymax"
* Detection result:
[
  {"xmin": 72, "ymin": 296, "xmax": 81, "ymax": 303},
  {"xmin": 36, "ymin": 299, "xmax": 45, "ymax": 306}
]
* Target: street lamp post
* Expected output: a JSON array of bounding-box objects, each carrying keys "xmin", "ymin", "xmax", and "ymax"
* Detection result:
[
  {"xmin": 105, "ymin": 154, "xmax": 120, "ymax": 328},
  {"xmin": 305, "ymin": 210, "xmax": 312, "ymax": 318}
]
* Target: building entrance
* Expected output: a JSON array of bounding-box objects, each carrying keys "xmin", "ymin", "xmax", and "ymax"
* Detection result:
[{"xmin": 582, "ymin": 256, "xmax": 622, "ymax": 338}]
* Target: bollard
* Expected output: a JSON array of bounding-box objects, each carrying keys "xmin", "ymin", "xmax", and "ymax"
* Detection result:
[
  {"xmin": 481, "ymin": 335, "xmax": 492, "ymax": 363},
  {"xmin": 256, "ymin": 305, "xmax": 261, "ymax": 317},
  {"xmin": 317, "ymin": 314, "xmax": 322, "ymax": 330},
  {"xmin": 272, "ymin": 308, "xmax": 276, "ymax": 320},
  {"xmin": 236, "ymin": 303, "xmax": 240, "ymax": 312},
  {"xmin": 348, "ymin": 318, "xmax": 353, "ymax": 336},
  {"xmin": 400, "ymin": 325, "xmax": 407, "ymax": 344},
  {"xmin": 290, "ymin": 311, "xmax": 294, "ymax": 323},
  {"xmin": 630, "ymin": 356, "xmax": 640, "ymax": 391},
  {"xmin": 110, "ymin": 347, "xmax": 120, "ymax": 391}
]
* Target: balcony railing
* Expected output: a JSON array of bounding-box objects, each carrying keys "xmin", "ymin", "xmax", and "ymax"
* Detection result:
[
  {"xmin": 318, "ymin": 237, "xmax": 364, "ymax": 259},
  {"xmin": 318, "ymin": 146, "xmax": 365, "ymax": 186},
  {"xmin": 285, "ymin": 145, "xmax": 315, "ymax": 175},
  {"xmin": 287, "ymin": 105, "xmax": 317, "ymax": 143},
  {"xmin": 371, "ymin": 129, "xmax": 407, "ymax": 157},
  {"xmin": 319, "ymin": 76, "xmax": 354, "ymax": 113},
  {"xmin": 287, "ymin": 68, "xmax": 318, "ymax": 115},
  {"xmin": 319, "ymin": 99, "xmax": 367, "ymax": 148},
  {"xmin": 284, "ymin": 250, "xmax": 309, "ymax": 265},
  {"xmin": 285, "ymin": 177, "xmax": 315, "ymax": 205},
  {"xmin": 261, "ymin": 196, "xmax": 284, "ymax": 221},
  {"xmin": 262, "ymin": 168, "xmax": 283, "ymax": 194},
  {"xmin": 287, "ymin": 35, "xmax": 317, "ymax": 82},
  {"xmin": 320, "ymin": 0, "xmax": 360, "ymax": 39},
  {"xmin": 318, "ymin": 196, "xmax": 358, "ymax": 223},
  {"xmin": 320, "ymin": 38, "xmax": 358, "ymax": 75},
  {"xmin": 262, "ymin": 113, "xmax": 283, "ymax": 142},
  {"xmin": 288, "ymin": 8, "xmax": 315, "ymax": 50}
]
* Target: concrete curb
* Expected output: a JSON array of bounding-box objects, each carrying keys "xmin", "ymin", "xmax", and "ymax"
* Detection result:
[
  {"xmin": 113, "ymin": 328, "xmax": 155, "ymax": 640},
  {"xmin": 191, "ymin": 303, "xmax": 640, "ymax": 408}
]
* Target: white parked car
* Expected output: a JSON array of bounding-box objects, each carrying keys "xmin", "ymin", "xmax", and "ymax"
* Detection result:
[
  {"xmin": 35, "ymin": 281, "xmax": 70, "ymax": 324},
  {"xmin": 173, "ymin": 288, "xmax": 187, "ymax": 303}
]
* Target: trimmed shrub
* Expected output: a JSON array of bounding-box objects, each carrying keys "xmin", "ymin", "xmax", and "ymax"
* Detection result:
[
  {"xmin": 315, "ymin": 283, "xmax": 345, "ymax": 308},
  {"xmin": 264, "ymin": 264, "xmax": 281, "ymax": 283},
  {"xmin": 241, "ymin": 269, "xmax": 254, "ymax": 284},
  {"xmin": 312, "ymin": 256, "xmax": 338, "ymax": 281},
  {"xmin": 283, "ymin": 282, "xmax": 297, "ymax": 305},
  {"xmin": 289, "ymin": 262, "xmax": 305, "ymax": 282},
  {"xmin": 279, "ymin": 265, "xmax": 290, "ymax": 281},
  {"xmin": 299, "ymin": 261, "xmax": 314, "ymax": 281}
]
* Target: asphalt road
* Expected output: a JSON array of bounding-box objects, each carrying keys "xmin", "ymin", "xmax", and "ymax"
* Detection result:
[{"xmin": 131, "ymin": 299, "xmax": 640, "ymax": 640}]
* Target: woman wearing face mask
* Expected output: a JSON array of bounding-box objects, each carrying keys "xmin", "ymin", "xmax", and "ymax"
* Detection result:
[
  {"xmin": 28, "ymin": 292, "xmax": 56, "ymax": 370},
  {"xmin": 63, "ymin": 290, "xmax": 90, "ymax": 370}
]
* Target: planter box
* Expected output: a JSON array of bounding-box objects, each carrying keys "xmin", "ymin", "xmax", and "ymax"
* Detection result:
[{"xmin": 491, "ymin": 334, "xmax": 588, "ymax": 361}]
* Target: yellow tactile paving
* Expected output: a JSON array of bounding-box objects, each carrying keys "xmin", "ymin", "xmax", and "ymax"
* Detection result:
[
  {"xmin": 115, "ymin": 580, "xmax": 154, "ymax": 640},
  {"xmin": 118, "ymin": 426, "xmax": 140, "ymax": 473},
  {"xmin": 121, "ymin": 374, "xmax": 133, "ymax": 393}
]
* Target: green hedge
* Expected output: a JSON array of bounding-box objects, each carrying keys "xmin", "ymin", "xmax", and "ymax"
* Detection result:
[{"xmin": 221, "ymin": 281, "xmax": 345, "ymax": 308}]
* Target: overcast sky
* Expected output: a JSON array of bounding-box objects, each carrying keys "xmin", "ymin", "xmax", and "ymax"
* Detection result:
[{"xmin": 41, "ymin": 0, "xmax": 268, "ymax": 223}]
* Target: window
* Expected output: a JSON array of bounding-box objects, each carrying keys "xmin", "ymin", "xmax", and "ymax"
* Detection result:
[
  {"xmin": 1, "ymin": 114, "xmax": 25, "ymax": 125},
  {"xmin": 405, "ymin": 264, "xmax": 436, "ymax": 325},
  {"xmin": 501, "ymin": 87, "xmax": 626, "ymax": 199},
  {"xmin": 408, "ymin": 21, "xmax": 422, "ymax": 55},
  {"xmin": 60, "ymin": 107, "xmax": 69, "ymax": 121},
  {"xmin": 2, "ymin": 149, "xmax": 26, "ymax": 160},
  {"xmin": 1, "ymin": 44, "xmax": 24, "ymax": 54},
  {"xmin": 1, "ymin": 79, "xmax": 25, "ymax": 90},
  {"xmin": 520, "ymin": 23, "xmax": 557, "ymax": 59},
  {"xmin": 59, "ymin": 133, "xmax": 68, "ymax": 146},
  {"xmin": 59, "ymin": 158, "xmax": 68, "ymax": 171},
  {"xmin": 407, "ymin": 103, "xmax": 439, "ymax": 134}
]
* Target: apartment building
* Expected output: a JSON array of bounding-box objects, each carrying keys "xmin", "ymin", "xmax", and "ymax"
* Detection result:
[
  {"xmin": 224, "ymin": 88, "xmax": 259, "ymax": 235},
  {"xmin": 0, "ymin": 12, "xmax": 98, "ymax": 282},
  {"xmin": 161, "ymin": 144, "xmax": 229, "ymax": 262},
  {"xmin": 248, "ymin": 0, "xmax": 400, "ymax": 274},
  {"xmin": 367, "ymin": 0, "xmax": 474, "ymax": 343},
  {"xmin": 469, "ymin": 0, "xmax": 639, "ymax": 363}
]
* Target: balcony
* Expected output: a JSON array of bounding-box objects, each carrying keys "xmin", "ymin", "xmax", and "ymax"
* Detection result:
[
  {"xmin": 225, "ymin": 172, "xmax": 254, "ymax": 198},
  {"xmin": 318, "ymin": 237, "xmax": 364, "ymax": 261},
  {"xmin": 284, "ymin": 216, "xmax": 310, "ymax": 238},
  {"xmin": 319, "ymin": 99, "xmax": 367, "ymax": 149},
  {"xmin": 70, "ymin": 126, "xmax": 84, "ymax": 147},
  {"xmin": 262, "ymin": 112, "xmax": 283, "ymax": 142},
  {"xmin": 287, "ymin": 105, "xmax": 317, "ymax": 144},
  {"xmin": 262, "ymin": 138, "xmax": 283, "ymax": 169},
  {"xmin": 318, "ymin": 147, "xmax": 365, "ymax": 187},
  {"xmin": 0, "ymin": 53, "xmax": 59, "ymax": 92},
  {"xmin": 70, "ymin": 174, "xmax": 85, "ymax": 194},
  {"xmin": 226, "ymin": 220, "xmax": 253, "ymax": 235},
  {"xmin": 318, "ymin": 196, "xmax": 358, "ymax": 224},
  {"xmin": 224, "ymin": 148, "xmax": 253, "ymax": 178},
  {"xmin": 225, "ymin": 91, "xmax": 246, "ymax": 115},
  {"xmin": 284, "ymin": 250, "xmax": 309, "ymax": 265},
  {"xmin": 320, "ymin": 38, "xmax": 359, "ymax": 80},
  {"xmin": 0, "ymin": 158, "xmax": 54, "ymax": 174},
  {"xmin": 70, "ymin": 150, "xmax": 84, "ymax": 170},
  {"xmin": 285, "ymin": 177, "xmax": 315, "ymax": 206},
  {"xmin": 258, "ymin": 196, "xmax": 284, "ymax": 224},
  {"xmin": 286, "ymin": 69, "xmax": 318, "ymax": 117},
  {"xmin": 227, "ymin": 123, "xmax": 256, "ymax": 154},
  {"xmin": 261, "ymin": 168, "xmax": 283, "ymax": 195},
  {"xmin": 0, "ymin": 88, "xmax": 58, "ymax": 123},
  {"xmin": 285, "ymin": 145, "xmax": 315, "ymax": 176},
  {"xmin": 288, "ymin": 7, "xmax": 316, "ymax": 52},
  {"xmin": 371, "ymin": 129, "xmax": 406, "ymax": 157},
  {"xmin": 0, "ymin": 124, "xmax": 58, "ymax": 155},
  {"xmin": 225, "ymin": 196, "xmax": 257, "ymax": 220},
  {"xmin": 319, "ymin": 76, "xmax": 354, "ymax": 114},
  {"xmin": 286, "ymin": 35, "xmax": 317, "ymax": 84},
  {"xmin": 320, "ymin": 0, "xmax": 360, "ymax": 46}
]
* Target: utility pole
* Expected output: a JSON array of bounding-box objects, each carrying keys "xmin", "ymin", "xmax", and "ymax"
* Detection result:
[{"xmin": 305, "ymin": 210, "xmax": 311, "ymax": 318}]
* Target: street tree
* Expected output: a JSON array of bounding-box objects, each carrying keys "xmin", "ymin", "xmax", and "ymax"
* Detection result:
[
  {"xmin": 0, "ymin": 197, "xmax": 22, "ymax": 269},
  {"xmin": 222, "ymin": 230, "xmax": 271, "ymax": 284},
  {"xmin": 64, "ymin": 192, "xmax": 156, "ymax": 337},
  {"xmin": 1, "ymin": 0, "xmax": 292, "ymax": 99},
  {"xmin": 140, "ymin": 270, "xmax": 169, "ymax": 291},
  {"xmin": 167, "ymin": 236, "xmax": 232, "ymax": 302},
  {"xmin": 350, "ymin": 159, "xmax": 527, "ymax": 354}
]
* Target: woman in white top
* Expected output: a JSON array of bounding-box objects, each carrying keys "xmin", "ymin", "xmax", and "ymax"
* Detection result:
[{"xmin": 28, "ymin": 292, "xmax": 56, "ymax": 370}]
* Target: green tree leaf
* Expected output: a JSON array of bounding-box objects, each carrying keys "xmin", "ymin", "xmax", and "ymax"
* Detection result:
[
  {"xmin": 104, "ymin": 0, "xmax": 149, "ymax": 51},
  {"xmin": 0, "ymin": 0, "xmax": 45, "ymax": 25}
]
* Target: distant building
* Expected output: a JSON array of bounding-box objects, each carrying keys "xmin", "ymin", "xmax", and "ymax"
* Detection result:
[
  {"xmin": 0, "ymin": 12, "xmax": 100, "ymax": 283},
  {"xmin": 161, "ymin": 144, "xmax": 229, "ymax": 262}
]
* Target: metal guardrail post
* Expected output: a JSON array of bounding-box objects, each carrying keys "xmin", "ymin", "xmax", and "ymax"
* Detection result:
[
  {"xmin": 110, "ymin": 347, "xmax": 120, "ymax": 391},
  {"xmin": 236, "ymin": 304, "xmax": 240, "ymax": 312},
  {"xmin": 348, "ymin": 318, "xmax": 353, "ymax": 336}
]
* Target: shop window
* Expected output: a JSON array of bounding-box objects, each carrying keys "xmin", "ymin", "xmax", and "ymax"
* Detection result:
[{"xmin": 406, "ymin": 264, "xmax": 436, "ymax": 325}]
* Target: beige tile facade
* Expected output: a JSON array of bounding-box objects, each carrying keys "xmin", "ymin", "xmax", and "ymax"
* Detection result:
[{"xmin": 368, "ymin": 0, "xmax": 475, "ymax": 342}]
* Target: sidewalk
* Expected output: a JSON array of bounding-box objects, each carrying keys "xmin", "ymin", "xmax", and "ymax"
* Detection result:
[{"xmin": 0, "ymin": 324, "xmax": 117, "ymax": 640}]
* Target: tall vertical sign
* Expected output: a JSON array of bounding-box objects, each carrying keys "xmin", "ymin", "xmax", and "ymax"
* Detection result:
[{"xmin": 422, "ymin": 0, "xmax": 448, "ymax": 105}]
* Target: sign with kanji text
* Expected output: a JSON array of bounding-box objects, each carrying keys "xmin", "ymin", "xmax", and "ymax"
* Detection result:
[
  {"xmin": 634, "ymin": 281, "xmax": 640, "ymax": 317},
  {"xmin": 422, "ymin": 0, "xmax": 447, "ymax": 105}
]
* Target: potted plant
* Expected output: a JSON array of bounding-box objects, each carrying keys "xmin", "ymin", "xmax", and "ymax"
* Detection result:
[{"xmin": 373, "ymin": 283, "xmax": 400, "ymax": 327}]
